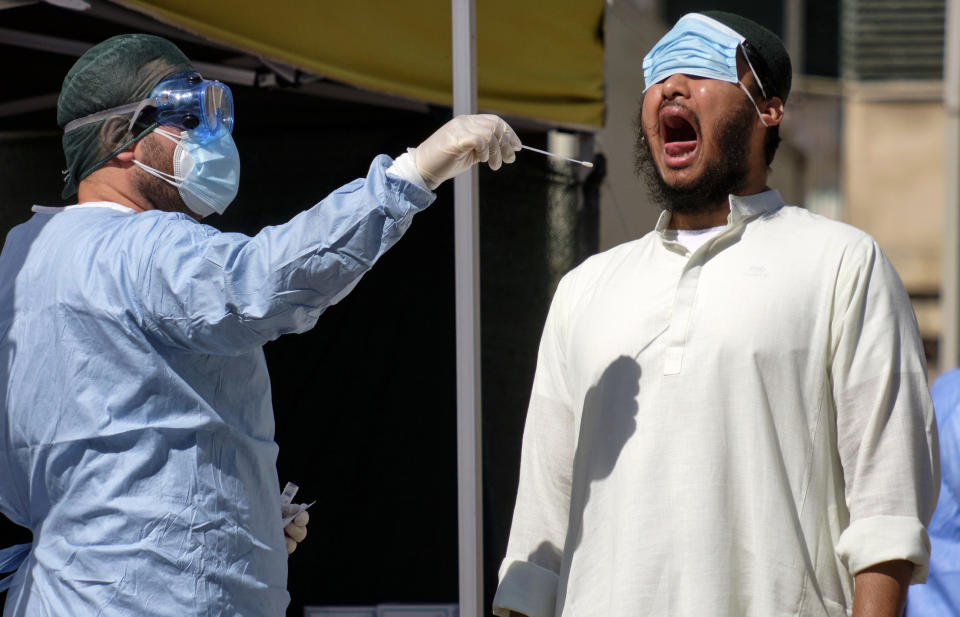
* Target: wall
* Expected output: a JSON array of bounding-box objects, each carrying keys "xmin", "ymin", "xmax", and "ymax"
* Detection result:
[
  {"xmin": 596, "ymin": 0, "xmax": 664, "ymax": 250},
  {"xmin": 843, "ymin": 89, "xmax": 945, "ymax": 372}
]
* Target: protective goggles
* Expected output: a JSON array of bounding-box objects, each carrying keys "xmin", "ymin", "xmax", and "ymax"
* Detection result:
[{"xmin": 64, "ymin": 72, "xmax": 234, "ymax": 142}]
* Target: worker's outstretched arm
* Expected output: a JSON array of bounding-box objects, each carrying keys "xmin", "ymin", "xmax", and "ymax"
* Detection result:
[{"xmin": 136, "ymin": 114, "xmax": 520, "ymax": 354}]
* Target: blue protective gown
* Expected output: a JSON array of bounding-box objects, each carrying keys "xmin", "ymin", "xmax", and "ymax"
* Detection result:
[
  {"xmin": 0, "ymin": 156, "xmax": 434, "ymax": 616},
  {"xmin": 905, "ymin": 369, "xmax": 960, "ymax": 616}
]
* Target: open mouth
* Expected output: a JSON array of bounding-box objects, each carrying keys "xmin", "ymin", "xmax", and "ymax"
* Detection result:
[{"xmin": 660, "ymin": 107, "xmax": 699, "ymax": 167}]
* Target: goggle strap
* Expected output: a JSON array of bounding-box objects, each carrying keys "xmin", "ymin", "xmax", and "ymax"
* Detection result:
[
  {"xmin": 125, "ymin": 99, "xmax": 157, "ymax": 134},
  {"xmin": 63, "ymin": 99, "xmax": 152, "ymax": 133}
]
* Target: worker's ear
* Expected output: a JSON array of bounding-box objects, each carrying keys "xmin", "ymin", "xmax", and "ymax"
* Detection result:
[
  {"xmin": 110, "ymin": 137, "xmax": 143, "ymax": 167},
  {"xmin": 104, "ymin": 148, "xmax": 136, "ymax": 170}
]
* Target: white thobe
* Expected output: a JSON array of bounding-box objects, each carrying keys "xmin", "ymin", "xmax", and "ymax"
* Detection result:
[{"xmin": 493, "ymin": 190, "xmax": 939, "ymax": 617}]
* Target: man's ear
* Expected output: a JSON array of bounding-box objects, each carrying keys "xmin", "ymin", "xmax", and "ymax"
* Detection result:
[{"xmin": 760, "ymin": 97, "xmax": 784, "ymax": 128}]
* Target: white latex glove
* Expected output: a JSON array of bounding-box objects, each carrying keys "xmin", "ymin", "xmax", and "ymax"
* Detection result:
[
  {"xmin": 283, "ymin": 508, "xmax": 309, "ymax": 555},
  {"xmin": 412, "ymin": 114, "xmax": 521, "ymax": 190}
]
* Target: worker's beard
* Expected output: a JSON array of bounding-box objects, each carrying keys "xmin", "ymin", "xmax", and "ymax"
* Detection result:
[
  {"xmin": 634, "ymin": 99, "xmax": 754, "ymax": 215},
  {"xmin": 133, "ymin": 133, "xmax": 197, "ymax": 219}
]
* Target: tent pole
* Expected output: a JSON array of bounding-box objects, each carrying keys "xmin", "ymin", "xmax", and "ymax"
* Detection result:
[
  {"xmin": 451, "ymin": 1, "xmax": 483, "ymax": 617},
  {"xmin": 942, "ymin": 0, "xmax": 960, "ymax": 371}
]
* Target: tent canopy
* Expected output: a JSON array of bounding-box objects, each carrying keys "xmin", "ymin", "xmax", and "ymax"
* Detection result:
[{"xmin": 110, "ymin": 0, "xmax": 606, "ymax": 129}]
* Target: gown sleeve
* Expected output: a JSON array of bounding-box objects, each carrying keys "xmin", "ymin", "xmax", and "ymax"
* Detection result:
[{"xmin": 133, "ymin": 155, "xmax": 434, "ymax": 355}]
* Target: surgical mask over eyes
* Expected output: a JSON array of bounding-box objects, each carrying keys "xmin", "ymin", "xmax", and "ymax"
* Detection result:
[
  {"xmin": 642, "ymin": 13, "xmax": 770, "ymax": 126},
  {"xmin": 133, "ymin": 126, "xmax": 241, "ymax": 218}
]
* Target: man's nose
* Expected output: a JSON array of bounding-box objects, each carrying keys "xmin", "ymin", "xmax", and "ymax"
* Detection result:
[{"xmin": 660, "ymin": 74, "xmax": 690, "ymax": 100}]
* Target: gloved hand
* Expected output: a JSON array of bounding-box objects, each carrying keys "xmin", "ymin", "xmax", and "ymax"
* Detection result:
[
  {"xmin": 412, "ymin": 114, "xmax": 521, "ymax": 190},
  {"xmin": 283, "ymin": 508, "xmax": 309, "ymax": 555}
]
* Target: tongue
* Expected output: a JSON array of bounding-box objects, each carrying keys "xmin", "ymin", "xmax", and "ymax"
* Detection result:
[{"xmin": 665, "ymin": 141, "xmax": 697, "ymax": 156}]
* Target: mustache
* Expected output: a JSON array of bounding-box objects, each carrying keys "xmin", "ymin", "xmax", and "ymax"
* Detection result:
[{"xmin": 657, "ymin": 101, "xmax": 700, "ymax": 130}]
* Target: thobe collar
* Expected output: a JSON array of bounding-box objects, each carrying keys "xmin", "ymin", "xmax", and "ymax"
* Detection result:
[{"xmin": 655, "ymin": 189, "xmax": 785, "ymax": 236}]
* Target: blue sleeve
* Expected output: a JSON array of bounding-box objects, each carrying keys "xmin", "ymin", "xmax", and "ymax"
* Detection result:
[
  {"xmin": 135, "ymin": 155, "xmax": 434, "ymax": 354},
  {"xmin": 930, "ymin": 371, "xmax": 960, "ymax": 509},
  {"xmin": 906, "ymin": 369, "xmax": 960, "ymax": 616}
]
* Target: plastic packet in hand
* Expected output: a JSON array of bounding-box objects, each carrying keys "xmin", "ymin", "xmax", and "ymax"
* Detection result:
[{"xmin": 280, "ymin": 481, "xmax": 315, "ymax": 526}]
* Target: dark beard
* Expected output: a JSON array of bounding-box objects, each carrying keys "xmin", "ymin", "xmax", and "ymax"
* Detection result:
[
  {"xmin": 634, "ymin": 99, "xmax": 755, "ymax": 215},
  {"xmin": 133, "ymin": 133, "xmax": 196, "ymax": 218}
]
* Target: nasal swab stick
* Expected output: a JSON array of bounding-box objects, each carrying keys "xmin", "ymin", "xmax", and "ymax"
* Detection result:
[{"xmin": 521, "ymin": 144, "xmax": 594, "ymax": 168}]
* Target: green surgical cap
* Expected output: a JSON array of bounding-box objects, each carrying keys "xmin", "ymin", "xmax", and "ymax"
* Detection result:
[{"xmin": 58, "ymin": 33, "xmax": 194, "ymax": 198}]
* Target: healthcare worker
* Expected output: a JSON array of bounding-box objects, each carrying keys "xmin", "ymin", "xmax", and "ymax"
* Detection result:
[
  {"xmin": 0, "ymin": 34, "xmax": 520, "ymax": 616},
  {"xmin": 905, "ymin": 369, "xmax": 960, "ymax": 617}
]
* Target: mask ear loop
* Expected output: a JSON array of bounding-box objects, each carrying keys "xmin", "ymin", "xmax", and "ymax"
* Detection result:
[
  {"xmin": 152, "ymin": 127, "xmax": 183, "ymax": 143},
  {"xmin": 738, "ymin": 42, "xmax": 770, "ymax": 127},
  {"xmin": 132, "ymin": 159, "xmax": 184, "ymax": 187},
  {"xmin": 739, "ymin": 42, "xmax": 768, "ymax": 99},
  {"xmin": 131, "ymin": 127, "xmax": 186, "ymax": 187},
  {"xmin": 738, "ymin": 82, "xmax": 770, "ymax": 127}
]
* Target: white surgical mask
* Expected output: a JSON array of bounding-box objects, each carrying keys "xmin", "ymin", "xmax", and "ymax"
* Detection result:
[{"xmin": 134, "ymin": 126, "xmax": 240, "ymax": 218}]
